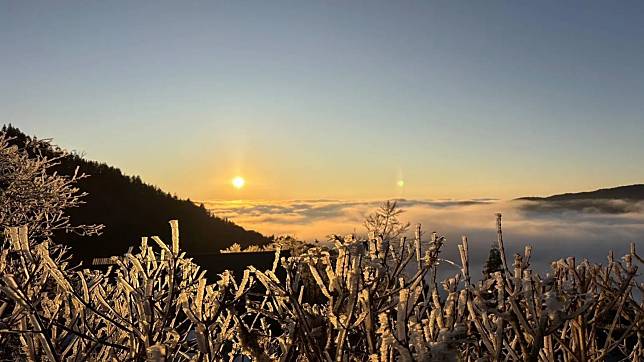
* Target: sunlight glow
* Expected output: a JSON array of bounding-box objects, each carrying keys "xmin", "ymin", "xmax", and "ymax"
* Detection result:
[
  {"xmin": 397, "ymin": 180, "xmax": 405, "ymax": 187},
  {"xmin": 232, "ymin": 176, "xmax": 246, "ymax": 189}
]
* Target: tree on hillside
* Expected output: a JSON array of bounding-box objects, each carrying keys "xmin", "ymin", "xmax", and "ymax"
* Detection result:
[
  {"xmin": 482, "ymin": 244, "xmax": 504, "ymax": 276},
  {"xmin": 0, "ymin": 128, "xmax": 102, "ymax": 242}
]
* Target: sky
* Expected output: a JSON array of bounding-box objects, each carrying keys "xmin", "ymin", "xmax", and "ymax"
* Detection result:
[{"xmin": 2, "ymin": 1, "xmax": 644, "ymax": 201}]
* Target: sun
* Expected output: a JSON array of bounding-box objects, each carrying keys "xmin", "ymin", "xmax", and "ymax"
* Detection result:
[{"xmin": 232, "ymin": 176, "xmax": 245, "ymax": 189}]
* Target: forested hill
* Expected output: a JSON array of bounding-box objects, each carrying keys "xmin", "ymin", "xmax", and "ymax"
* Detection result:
[
  {"xmin": 2, "ymin": 125, "xmax": 269, "ymax": 263},
  {"xmin": 518, "ymin": 184, "xmax": 644, "ymax": 201}
]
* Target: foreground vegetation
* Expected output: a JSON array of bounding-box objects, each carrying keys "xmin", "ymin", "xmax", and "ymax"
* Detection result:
[
  {"xmin": 0, "ymin": 130, "xmax": 642, "ymax": 361},
  {"xmin": 1, "ymin": 217, "xmax": 642, "ymax": 361}
]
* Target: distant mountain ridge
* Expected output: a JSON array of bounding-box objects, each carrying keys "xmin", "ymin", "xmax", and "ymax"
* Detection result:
[
  {"xmin": 2, "ymin": 125, "xmax": 269, "ymax": 263},
  {"xmin": 518, "ymin": 184, "xmax": 644, "ymax": 201}
]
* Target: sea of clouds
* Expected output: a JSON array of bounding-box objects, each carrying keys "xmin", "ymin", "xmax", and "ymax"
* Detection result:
[{"xmin": 204, "ymin": 198, "xmax": 644, "ymax": 276}]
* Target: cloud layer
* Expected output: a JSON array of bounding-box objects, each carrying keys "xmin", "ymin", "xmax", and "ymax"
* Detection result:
[{"xmin": 204, "ymin": 198, "xmax": 644, "ymax": 275}]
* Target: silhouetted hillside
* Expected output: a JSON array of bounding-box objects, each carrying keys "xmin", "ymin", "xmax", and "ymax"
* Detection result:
[
  {"xmin": 518, "ymin": 184, "xmax": 644, "ymax": 201},
  {"xmin": 2, "ymin": 125, "xmax": 269, "ymax": 263},
  {"xmin": 517, "ymin": 184, "xmax": 644, "ymax": 214}
]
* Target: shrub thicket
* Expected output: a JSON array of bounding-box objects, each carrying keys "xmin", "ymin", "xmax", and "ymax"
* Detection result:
[{"xmin": 1, "ymin": 219, "xmax": 642, "ymax": 361}]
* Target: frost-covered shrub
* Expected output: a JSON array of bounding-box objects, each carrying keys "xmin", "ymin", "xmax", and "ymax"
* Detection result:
[
  {"xmin": 1, "ymin": 216, "xmax": 642, "ymax": 361},
  {"xmin": 0, "ymin": 131, "xmax": 101, "ymax": 241},
  {"xmin": 225, "ymin": 215, "xmax": 643, "ymax": 361},
  {"xmin": 0, "ymin": 221, "xmax": 257, "ymax": 361}
]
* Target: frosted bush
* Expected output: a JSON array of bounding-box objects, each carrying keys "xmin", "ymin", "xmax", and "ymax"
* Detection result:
[
  {"xmin": 0, "ymin": 220, "xmax": 265, "ymax": 361},
  {"xmin": 1, "ymin": 216, "xmax": 642, "ymax": 360},
  {"xmin": 0, "ymin": 132, "xmax": 101, "ymax": 241}
]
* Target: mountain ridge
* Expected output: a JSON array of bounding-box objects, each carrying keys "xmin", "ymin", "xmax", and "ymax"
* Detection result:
[{"xmin": 517, "ymin": 184, "xmax": 644, "ymax": 201}]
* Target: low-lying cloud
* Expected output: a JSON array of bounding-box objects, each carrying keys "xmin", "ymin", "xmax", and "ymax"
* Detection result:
[
  {"xmin": 204, "ymin": 199, "xmax": 496, "ymax": 238},
  {"xmin": 204, "ymin": 198, "xmax": 644, "ymax": 275}
]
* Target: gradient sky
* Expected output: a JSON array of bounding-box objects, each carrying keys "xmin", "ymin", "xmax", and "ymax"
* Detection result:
[{"xmin": 2, "ymin": 1, "xmax": 644, "ymax": 201}]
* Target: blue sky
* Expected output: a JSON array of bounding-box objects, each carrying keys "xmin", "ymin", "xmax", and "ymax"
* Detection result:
[{"xmin": 2, "ymin": 1, "xmax": 644, "ymax": 200}]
